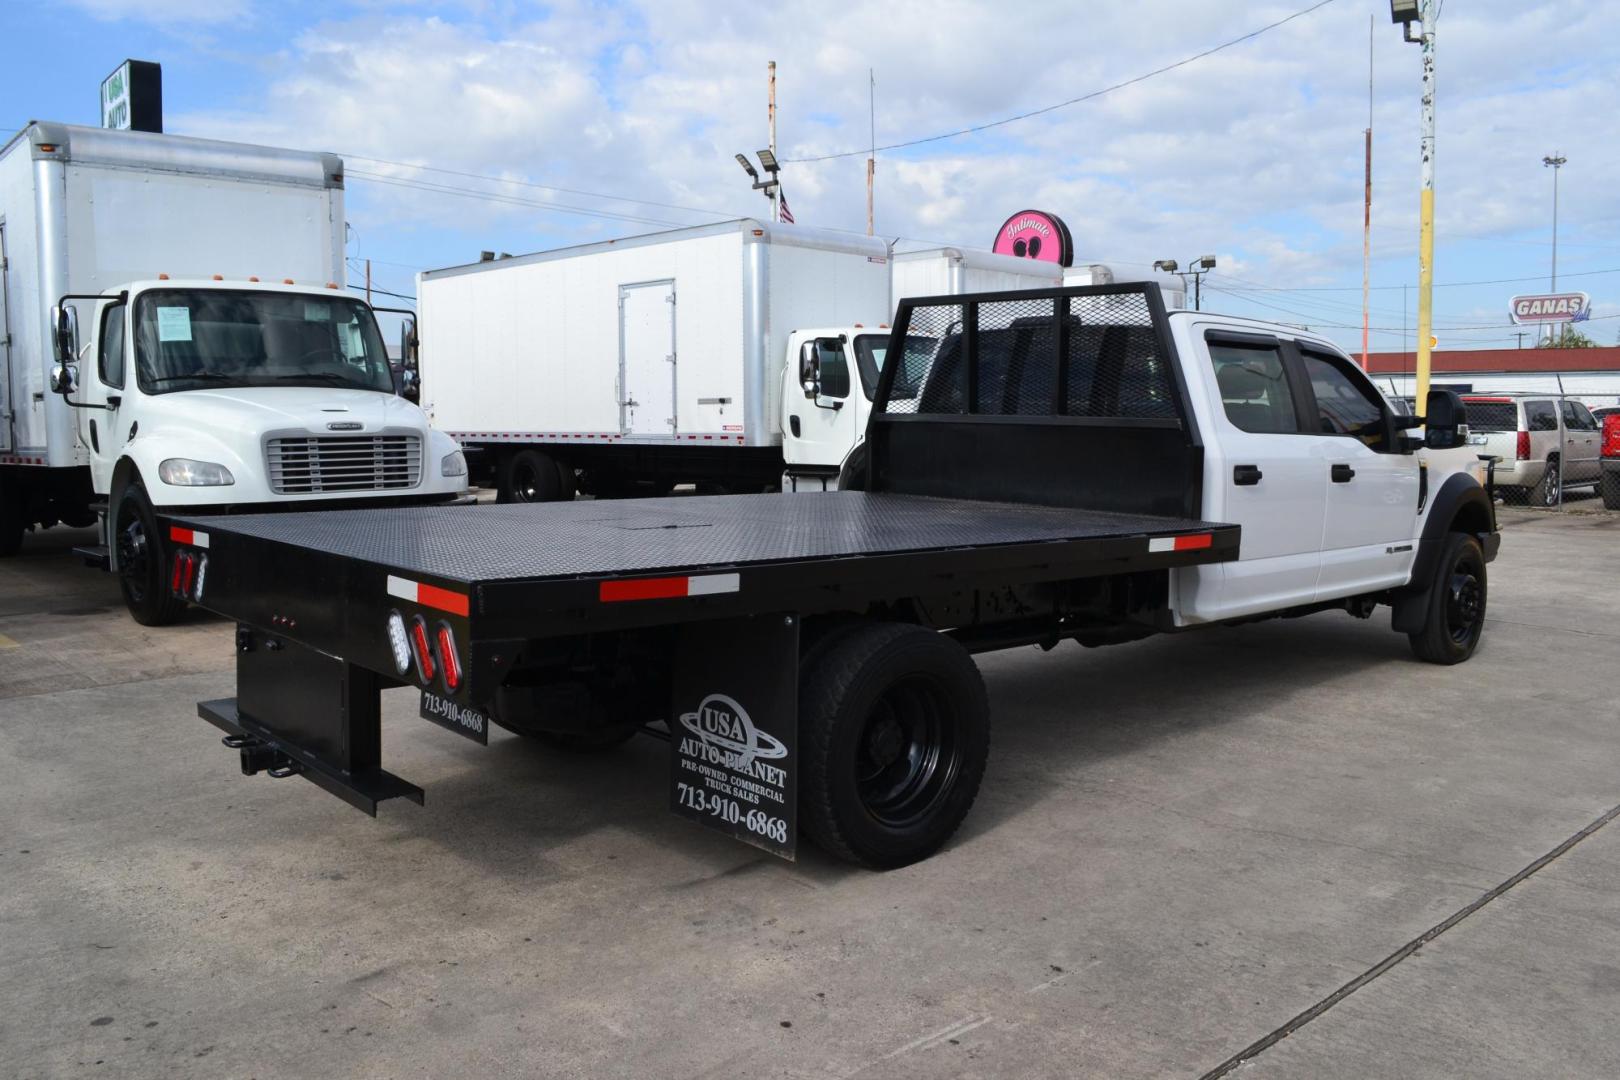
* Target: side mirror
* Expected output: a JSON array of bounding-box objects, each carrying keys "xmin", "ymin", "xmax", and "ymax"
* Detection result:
[
  {"xmin": 1424, "ymin": 388, "xmax": 1468, "ymax": 450},
  {"xmin": 399, "ymin": 368, "xmax": 420, "ymax": 404},
  {"xmin": 399, "ymin": 321, "xmax": 418, "ymax": 365},
  {"xmin": 798, "ymin": 342, "xmax": 820, "ymax": 399},
  {"xmin": 51, "ymin": 304, "xmax": 78, "ymax": 367},
  {"xmin": 51, "ymin": 361, "xmax": 79, "ymax": 396}
]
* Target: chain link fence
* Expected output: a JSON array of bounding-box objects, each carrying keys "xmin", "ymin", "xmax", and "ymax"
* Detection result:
[{"xmin": 1445, "ymin": 390, "xmax": 1620, "ymax": 512}]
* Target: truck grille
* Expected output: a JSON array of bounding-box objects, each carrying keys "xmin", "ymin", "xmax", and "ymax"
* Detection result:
[{"xmin": 266, "ymin": 435, "xmax": 422, "ymax": 494}]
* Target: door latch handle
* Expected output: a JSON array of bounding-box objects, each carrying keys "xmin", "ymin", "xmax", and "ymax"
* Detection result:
[
  {"xmin": 1331, "ymin": 464, "xmax": 1356, "ymax": 483},
  {"xmin": 1233, "ymin": 464, "xmax": 1263, "ymax": 486}
]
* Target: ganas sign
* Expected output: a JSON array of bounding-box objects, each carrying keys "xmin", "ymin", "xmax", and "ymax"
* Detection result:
[{"xmin": 1509, "ymin": 292, "xmax": 1590, "ymax": 324}]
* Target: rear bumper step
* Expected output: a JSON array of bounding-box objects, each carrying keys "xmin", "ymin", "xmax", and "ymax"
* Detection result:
[{"xmin": 72, "ymin": 543, "xmax": 110, "ymax": 570}]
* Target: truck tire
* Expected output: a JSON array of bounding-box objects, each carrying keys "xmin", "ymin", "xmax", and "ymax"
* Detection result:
[
  {"xmin": 1531, "ymin": 455, "xmax": 1561, "ymax": 507},
  {"xmin": 1408, "ymin": 532, "xmax": 1487, "ymax": 665},
  {"xmin": 499, "ymin": 450, "xmax": 563, "ymax": 503},
  {"xmin": 113, "ymin": 482, "xmax": 187, "ymax": 626},
  {"xmin": 798, "ymin": 622, "xmax": 989, "ymax": 869}
]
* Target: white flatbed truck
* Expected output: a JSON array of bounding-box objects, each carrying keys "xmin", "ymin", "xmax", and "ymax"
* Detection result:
[{"xmin": 176, "ymin": 284, "xmax": 1499, "ymax": 868}]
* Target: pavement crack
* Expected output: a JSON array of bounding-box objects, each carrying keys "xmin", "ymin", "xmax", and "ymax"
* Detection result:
[
  {"xmin": 1483, "ymin": 616, "xmax": 1620, "ymax": 641},
  {"xmin": 1196, "ymin": 798, "xmax": 1620, "ymax": 1080}
]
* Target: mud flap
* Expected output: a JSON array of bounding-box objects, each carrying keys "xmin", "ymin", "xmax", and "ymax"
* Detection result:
[{"xmin": 669, "ymin": 613, "xmax": 799, "ymax": 860}]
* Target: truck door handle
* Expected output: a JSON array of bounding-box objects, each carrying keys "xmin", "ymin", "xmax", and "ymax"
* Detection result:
[
  {"xmin": 1233, "ymin": 464, "xmax": 1262, "ymax": 486},
  {"xmin": 1331, "ymin": 464, "xmax": 1356, "ymax": 483}
]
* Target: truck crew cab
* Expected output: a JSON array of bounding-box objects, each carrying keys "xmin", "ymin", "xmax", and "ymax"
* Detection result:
[{"xmin": 173, "ymin": 285, "xmax": 1498, "ymax": 870}]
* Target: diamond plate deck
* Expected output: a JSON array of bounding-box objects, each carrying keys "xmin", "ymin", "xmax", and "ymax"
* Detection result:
[{"xmin": 177, "ymin": 492, "xmax": 1228, "ymax": 586}]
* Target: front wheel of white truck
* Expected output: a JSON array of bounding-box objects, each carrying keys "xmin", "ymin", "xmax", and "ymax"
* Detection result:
[
  {"xmin": 1408, "ymin": 532, "xmax": 1487, "ymax": 665},
  {"xmin": 113, "ymin": 482, "xmax": 187, "ymax": 627}
]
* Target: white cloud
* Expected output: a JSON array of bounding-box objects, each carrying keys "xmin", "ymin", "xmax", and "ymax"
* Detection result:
[{"xmin": 160, "ymin": 0, "xmax": 1620, "ymax": 349}]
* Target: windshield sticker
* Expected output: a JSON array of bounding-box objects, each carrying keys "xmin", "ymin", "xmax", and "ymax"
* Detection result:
[
  {"xmin": 156, "ymin": 307, "xmax": 192, "ymax": 342},
  {"xmin": 303, "ymin": 302, "xmax": 332, "ymax": 322}
]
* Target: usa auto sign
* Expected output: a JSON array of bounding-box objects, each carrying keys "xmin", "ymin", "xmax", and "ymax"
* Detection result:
[{"xmin": 1509, "ymin": 292, "xmax": 1591, "ymax": 324}]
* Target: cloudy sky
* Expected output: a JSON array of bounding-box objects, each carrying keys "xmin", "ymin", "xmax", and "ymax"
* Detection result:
[{"xmin": 5, "ymin": 0, "xmax": 1618, "ymax": 359}]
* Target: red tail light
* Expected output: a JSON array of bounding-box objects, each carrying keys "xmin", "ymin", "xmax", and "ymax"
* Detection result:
[
  {"xmin": 171, "ymin": 553, "xmax": 186, "ymax": 593},
  {"xmin": 1516, "ymin": 430, "xmax": 1531, "ymax": 461},
  {"xmin": 1603, "ymin": 416, "xmax": 1620, "ymax": 459},
  {"xmin": 409, "ymin": 616, "xmax": 436, "ymax": 684},
  {"xmin": 435, "ymin": 624, "xmax": 461, "ymax": 692}
]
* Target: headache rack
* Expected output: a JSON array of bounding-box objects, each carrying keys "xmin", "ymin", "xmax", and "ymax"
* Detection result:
[{"xmin": 866, "ymin": 282, "xmax": 1203, "ymax": 518}]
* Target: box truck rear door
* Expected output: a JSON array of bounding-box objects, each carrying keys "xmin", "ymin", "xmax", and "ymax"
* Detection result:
[{"xmin": 619, "ymin": 280, "xmax": 676, "ymax": 437}]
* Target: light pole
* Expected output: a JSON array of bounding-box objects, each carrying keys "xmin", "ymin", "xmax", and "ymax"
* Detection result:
[
  {"xmin": 1154, "ymin": 256, "xmax": 1216, "ymax": 310},
  {"xmin": 1543, "ymin": 153, "xmax": 1566, "ymax": 344},
  {"xmin": 734, "ymin": 150, "xmax": 781, "ymax": 217},
  {"xmin": 1390, "ymin": 0, "xmax": 1435, "ymax": 412}
]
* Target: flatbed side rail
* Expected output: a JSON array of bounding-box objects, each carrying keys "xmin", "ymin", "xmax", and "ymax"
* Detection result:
[{"xmin": 869, "ymin": 283, "xmax": 1204, "ymax": 519}]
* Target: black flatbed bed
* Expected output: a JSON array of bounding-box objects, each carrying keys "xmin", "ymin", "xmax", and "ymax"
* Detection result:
[{"xmin": 178, "ymin": 491, "xmax": 1234, "ymax": 589}]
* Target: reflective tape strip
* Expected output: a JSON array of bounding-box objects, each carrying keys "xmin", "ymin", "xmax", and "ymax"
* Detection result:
[
  {"xmin": 386, "ymin": 574, "xmax": 470, "ymax": 616},
  {"xmin": 169, "ymin": 526, "xmax": 210, "ymax": 548},
  {"xmin": 1148, "ymin": 533, "xmax": 1213, "ymax": 553},
  {"xmin": 599, "ymin": 572, "xmax": 740, "ymax": 603}
]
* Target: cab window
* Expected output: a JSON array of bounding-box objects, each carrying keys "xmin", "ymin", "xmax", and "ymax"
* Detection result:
[
  {"xmin": 1299, "ymin": 350, "xmax": 1390, "ymax": 451},
  {"xmin": 99, "ymin": 304, "xmax": 126, "ymax": 389},
  {"xmin": 1208, "ymin": 341, "xmax": 1298, "ymax": 434}
]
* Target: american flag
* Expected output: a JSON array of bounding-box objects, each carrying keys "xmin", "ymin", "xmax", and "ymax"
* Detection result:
[{"xmin": 778, "ymin": 191, "xmax": 795, "ymax": 225}]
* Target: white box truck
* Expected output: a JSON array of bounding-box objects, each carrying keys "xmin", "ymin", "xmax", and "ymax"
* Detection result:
[
  {"xmin": 418, "ymin": 223, "xmax": 1073, "ymax": 499},
  {"xmin": 0, "ymin": 122, "xmax": 467, "ymax": 623}
]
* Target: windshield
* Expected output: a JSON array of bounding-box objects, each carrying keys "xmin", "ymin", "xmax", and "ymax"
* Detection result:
[
  {"xmin": 134, "ymin": 289, "xmax": 394, "ymax": 395},
  {"xmin": 853, "ymin": 334, "xmax": 936, "ymax": 402}
]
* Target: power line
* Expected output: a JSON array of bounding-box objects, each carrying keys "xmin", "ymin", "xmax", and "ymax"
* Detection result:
[
  {"xmin": 1204, "ymin": 284, "xmax": 1618, "ymax": 332},
  {"xmin": 783, "ymin": 0, "xmax": 1340, "ymax": 163},
  {"xmin": 1214, "ymin": 265, "xmax": 1620, "ymax": 293}
]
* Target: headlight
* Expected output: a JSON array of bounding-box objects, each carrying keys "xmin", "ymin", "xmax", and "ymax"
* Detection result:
[
  {"xmin": 159, "ymin": 458, "xmax": 235, "ymax": 486},
  {"xmin": 440, "ymin": 450, "xmax": 467, "ymax": 478}
]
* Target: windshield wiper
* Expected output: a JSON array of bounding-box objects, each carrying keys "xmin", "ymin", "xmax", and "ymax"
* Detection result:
[
  {"xmin": 271, "ymin": 372, "xmax": 384, "ymax": 391},
  {"xmin": 147, "ymin": 372, "xmax": 240, "ymax": 383}
]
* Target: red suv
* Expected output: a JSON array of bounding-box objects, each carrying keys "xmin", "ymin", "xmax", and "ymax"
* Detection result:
[{"xmin": 1603, "ymin": 413, "xmax": 1620, "ymax": 509}]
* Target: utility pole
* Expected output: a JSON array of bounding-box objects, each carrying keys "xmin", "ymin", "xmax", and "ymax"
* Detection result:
[
  {"xmin": 1413, "ymin": 0, "xmax": 1436, "ymax": 412},
  {"xmin": 768, "ymin": 61, "xmax": 779, "ymax": 224},
  {"xmin": 1543, "ymin": 152, "xmax": 1566, "ymax": 343},
  {"xmin": 866, "ymin": 69, "xmax": 875, "ymax": 236},
  {"xmin": 1361, "ymin": 14, "xmax": 1373, "ymax": 370},
  {"xmin": 1389, "ymin": 1, "xmax": 1437, "ymax": 407}
]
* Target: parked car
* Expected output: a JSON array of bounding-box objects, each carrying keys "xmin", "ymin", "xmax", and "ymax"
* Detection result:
[
  {"xmin": 1463, "ymin": 394, "xmax": 1604, "ymax": 505},
  {"xmin": 1602, "ymin": 414, "xmax": 1620, "ymax": 510},
  {"xmin": 1591, "ymin": 405, "xmax": 1619, "ymax": 424}
]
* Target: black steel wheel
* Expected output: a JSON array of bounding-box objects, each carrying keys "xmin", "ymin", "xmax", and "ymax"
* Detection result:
[
  {"xmin": 1409, "ymin": 532, "xmax": 1487, "ymax": 665},
  {"xmin": 799, "ymin": 622, "xmax": 989, "ymax": 869},
  {"xmin": 114, "ymin": 481, "xmax": 186, "ymax": 626},
  {"xmin": 499, "ymin": 450, "xmax": 562, "ymax": 503}
]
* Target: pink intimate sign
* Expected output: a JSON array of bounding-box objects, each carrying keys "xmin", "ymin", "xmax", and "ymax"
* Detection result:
[{"xmin": 991, "ymin": 209, "xmax": 1074, "ymax": 267}]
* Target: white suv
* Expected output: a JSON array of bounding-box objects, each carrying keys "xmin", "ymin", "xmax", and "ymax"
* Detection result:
[{"xmin": 1463, "ymin": 394, "xmax": 1603, "ymax": 505}]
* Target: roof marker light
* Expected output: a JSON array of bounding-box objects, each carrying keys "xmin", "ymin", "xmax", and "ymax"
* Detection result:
[
  {"xmin": 248, "ymin": 276, "xmax": 260, "ymax": 282},
  {"xmin": 158, "ymin": 273, "xmax": 170, "ymax": 280},
  {"xmin": 283, "ymin": 278, "xmax": 295, "ymax": 285},
  {"xmin": 325, "ymin": 282, "xmax": 339, "ymax": 290},
  {"xmin": 212, "ymin": 274, "xmax": 223, "ymax": 281}
]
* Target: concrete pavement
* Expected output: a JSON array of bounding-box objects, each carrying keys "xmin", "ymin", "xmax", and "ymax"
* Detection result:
[{"xmin": 2, "ymin": 508, "xmax": 1617, "ymax": 1078}]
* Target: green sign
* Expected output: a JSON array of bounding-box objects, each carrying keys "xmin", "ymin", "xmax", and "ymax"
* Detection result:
[{"xmin": 100, "ymin": 60, "xmax": 162, "ymax": 133}]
